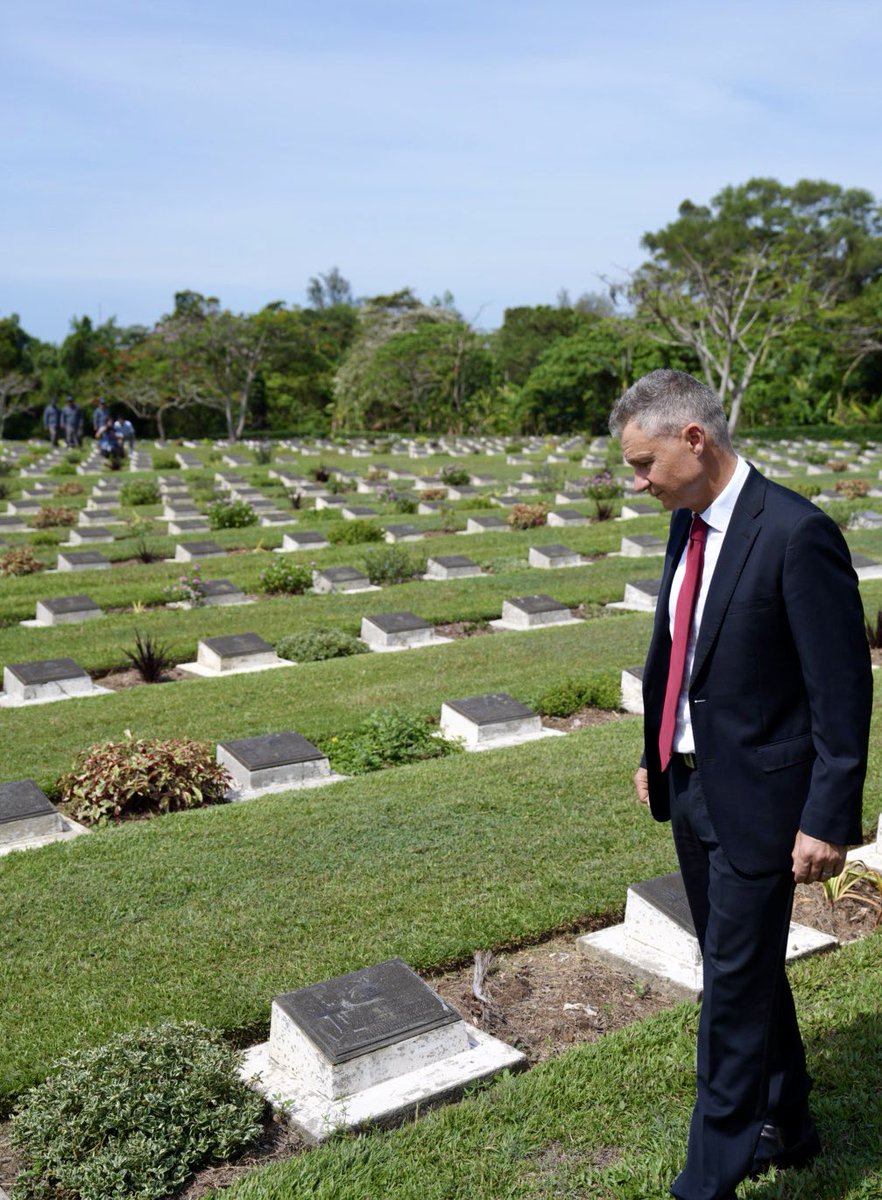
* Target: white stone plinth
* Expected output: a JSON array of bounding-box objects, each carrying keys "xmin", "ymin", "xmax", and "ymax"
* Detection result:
[
  {"xmin": 240, "ymin": 1022, "xmax": 524, "ymax": 1144},
  {"xmin": 846, "ymin": 814, "xmax": 882, "ymax": 872}
]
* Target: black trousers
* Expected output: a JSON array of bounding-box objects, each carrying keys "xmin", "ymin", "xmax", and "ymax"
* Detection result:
[{"xmin": 668, "ymin": 757, "xmax": 811, "ymax": 1200}]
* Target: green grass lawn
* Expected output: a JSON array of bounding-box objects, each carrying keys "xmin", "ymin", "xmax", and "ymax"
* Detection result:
[{"xmin": 216, "ymin": 930, "xmax": 882, "ymax": 1199}]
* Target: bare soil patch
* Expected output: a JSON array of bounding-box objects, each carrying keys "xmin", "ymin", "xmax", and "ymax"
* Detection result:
[
  {"xmin": 542, "ymin": 705, "xmax": 633, "ymax": 733},
  {"xmin": 434, "ymin": 620, "xmax": 495, "ymax": 639},
  {"xmin": 94, "ymin": 666, "xmax": 192, "ymax": 690}
]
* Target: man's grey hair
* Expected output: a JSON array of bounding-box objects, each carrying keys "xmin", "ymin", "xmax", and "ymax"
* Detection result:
[{"xmin": 609, "ymin": 369, "xmax": 733, "ymax": 452}]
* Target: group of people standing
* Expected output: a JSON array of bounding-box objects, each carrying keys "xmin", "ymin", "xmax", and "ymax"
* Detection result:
[{"xmin": 42, "ymin": 397, "xmax": 135, "ymax": 459}]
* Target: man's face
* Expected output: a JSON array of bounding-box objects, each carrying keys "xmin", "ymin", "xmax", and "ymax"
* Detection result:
[{"xmin": 620, "ymin": 419, "xmax": 709, "ymax": 512}]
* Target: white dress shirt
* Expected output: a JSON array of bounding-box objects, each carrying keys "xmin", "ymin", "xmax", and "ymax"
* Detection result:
[{"xmin": 669, "ymin": 455, "xmax": 751, "ymax": 754}]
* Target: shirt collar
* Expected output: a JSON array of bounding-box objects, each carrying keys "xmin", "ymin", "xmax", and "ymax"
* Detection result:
[{"xmin": 698, "ymin": 455, "xmax": 750, "ymax": 534}]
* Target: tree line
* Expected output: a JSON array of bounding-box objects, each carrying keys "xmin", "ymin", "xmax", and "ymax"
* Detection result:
[{"xmin": 2, "ymin": 178, "xmax": 881, "ymax": 441}]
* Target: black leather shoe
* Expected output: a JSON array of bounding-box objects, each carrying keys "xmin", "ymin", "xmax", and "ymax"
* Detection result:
[{"xmin": 749, "ymin": 1117, "xmax": 821, "ymax": 1178}]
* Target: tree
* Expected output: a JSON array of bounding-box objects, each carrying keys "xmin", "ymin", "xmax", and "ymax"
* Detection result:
[
  {"xmin": 306, "ymin": 267, "xmax": 354, "ymax": 309},
  {"xmin": 0, "ymin": 314, "xmax": 39, "ymax": 436},
  {"xmin": 492, "ymin": 305, "xmax": 584, "ymax": 387},
  {"xmin": 629, "ymin": 178, "xmax": 882, "ymax": 431}
]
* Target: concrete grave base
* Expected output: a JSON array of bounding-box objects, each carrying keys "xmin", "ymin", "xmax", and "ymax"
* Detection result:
[
  {"xmin": 363, "ymin": 634, "xmax": 453, "ymax": 653},
  {"xmin": 440, "ymin": 696, "xmax": 565, "ymax": 752},
  {"xmin": 0, "ymin": 814, "xmax": 89, "ymax": 857},
  {"xmin": 240, "ymin": 1023, "xmax": 524, "ymax": 1144},
  {"xmin": 578, "ymin": 882, "xmax": 838, "ymax": 1002},
  {"xmin": 178, "ymin": 658, "xmax": 292, "ymax": 679},
  {"xmin": 620, "ymin": 667, "xmax": 644, "ymax": 714},
  {"xmin": 488, "ymin": 616, "xmax": 582, "ymax": 632},
  {"xmin": 846, "ymin": 814, "xmax": 882, "ymax": 872}
]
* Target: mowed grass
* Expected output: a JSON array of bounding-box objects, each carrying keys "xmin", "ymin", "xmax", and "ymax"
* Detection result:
[
  {"xmin": 2, "ymin": 720, "xmax": 678, "ymax": 1106},
  {"xmin": 2, "ymin": 614, "xmax": 651, "ymax": 788},
  {"xmin": 217, "ymin": 931, "xmax": 882, "ymax": 1200}
]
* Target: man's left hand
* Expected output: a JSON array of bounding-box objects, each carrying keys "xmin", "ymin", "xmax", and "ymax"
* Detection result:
[{"xmin": 791, "ymin": 830, "xmax": 848, "ymax": 885}]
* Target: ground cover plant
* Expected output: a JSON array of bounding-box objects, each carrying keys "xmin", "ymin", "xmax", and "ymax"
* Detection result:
[
  {"xmin": 208, "ymin": 498, "xmax": 258, "ymax": 529},
  {"xmin": 120, "ymin": 478, "xmax": 161, "ymax": 506},
  {"xmin": 326, "ymin": 518, "xmax": 383, "ymax": 544},
  {"xmin": 0, "ymin": 546, "xmax": 46, "ymax": 576},
  {"xmin": 123, "ymin": 629, "xmax": 174, "ymax": 682},
  {"xmin": 257, "ymin": 557, "xmax": 312, "ymax": 595},
  {"xmin": 12, "ymin": 1022, "xmax": 263, "ymax": 1200},
  {"xmin": 324, "ymin": 706, "xmax": 460, "ymax": 774},
  {"xmin": 56, "ymin": 735, "xmax": 231, "ymax": 823},
  {"xmin": 275, "ymin": 627, "xmax": 368, "ymax": 661},
  {"xmin": 361, "ymin": 544, "xmax": 425, "ymax": 585},
  {"xmin": 32, "ymin": 505, "xmax": 76, "ymax": 528}
]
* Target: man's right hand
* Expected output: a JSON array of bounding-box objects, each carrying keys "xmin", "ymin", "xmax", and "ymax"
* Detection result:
[{"xmin": 634, "ymin": 766, "xmax": 650, "ymax": 807}]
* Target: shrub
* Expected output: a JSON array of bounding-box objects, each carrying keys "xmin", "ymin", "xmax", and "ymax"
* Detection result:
[
  {"xmin": 258, "ymin": 557, "xmax": 313, "ymax": 594},
  {"xmin": 789, "ymin": 481, "xmax": 821, "ymax": 499},
  {"xmin": 120, "ymin": 478, "xmax": 160, "ymax": 506},
  {"xmin": 57, "ymin": 735, "xmax": 232, "ymax": 823},
  {"xmin": 276, "ymin": 627, "xmax": 369, "ymax": 662},
  {"xmin": 151, "ymin": 452, "xmax": 180, "ymax": 469},
  {"xmin": 123, "ymin": 630, "xmax": 174, "ymax": 682},
  {"xmin": 29, "ymin": 530, "xmax": 62, "ymax": 546},
  {"xmin": 362, "ymin": 544, "xmax": 425, "ymax": 585},
  {"xmin": 0, "ymin": 546, "xmax": 46, "ymax": 576},
  {"xmin": 440, "ymin": 463, "xmax": 471, "ymax": 486},
  {"xmin": 827, "ymin": 459, "xmax": 848, "ymax": 473},
  {"xmin": 33, "ymin": 505, "xmax": 77, "ymax": 528},
  {"xmin": 326, "ymin": 707, "xmax": 461, "ymax": 775},
  {"xmin": 164, "ymin": 564, "xmax": 207, "ymax": 606},
  {"xmin": 11, "ymin": 1022, "xmax": 263, "ymax": 1200},
  {"xmin": 530, "ymin": 671, "xmax": 622, "ymax": 716},
  {"xmin": 582, "ymin": 468, "xmax": 622, "ymax": 520},
  {"xmin": 327, "ymin": 519, "xmax": 383, "ymax": 545},
  {"xmin": 836, "ymin": 477, "xmax": 871, "ymax": 500},
  {"xmin": 208, "ymin": 498, "xmax": 258, "ymax": 529},
  {"xmin": 0, "ymin": 481, "xmax": 7, "ymax": 500},
  {"xmin": 54, "ymin": 480, "xmax": 84, "ymax": 496},
  {"xmin": 46, "ymin": 462, "xmax": 77, "ymax": 476},
  {"xmin": 253, "ymin": 442, "xmax": 273, "ymax": 464},
  {"xmin": 420, "ymin": 486, "xmax": 447, "ymax": 501},
  {"xmin": 508, "ymin": 503, "xmax": 548, "ymax": 530}
]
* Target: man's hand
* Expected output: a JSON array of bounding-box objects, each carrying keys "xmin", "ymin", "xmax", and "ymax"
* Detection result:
[
  {"xmin": 634, "ymin": 766, "xmax": 650, "ymax": 807},
  {"xmin": 791, "ymin": 830, "xmax": 847, "ymax": 885}
]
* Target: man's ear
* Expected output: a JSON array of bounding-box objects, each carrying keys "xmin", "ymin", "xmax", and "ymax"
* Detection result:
[{"xmin": 683, "ymin": 423, "xmax": 706, "ymax": 454}]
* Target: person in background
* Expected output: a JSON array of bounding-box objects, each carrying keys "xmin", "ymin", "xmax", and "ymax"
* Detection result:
[
  {"xmin": 92, "ymin": 397, "xmax": 111, "ymax": 435},
  {"xmin": 42, "ymin": 396, "xmax": 60, "ymax": 446},
  {"xmin": 114, "ymin": 414, "xmax": 136, "ymax": 453},
  {"xmin": 60, "ymin": 396, "xmax": 84, "ymax": 448},
  {"xmin": 97, "ymin": 415, "xmax": 124, "ymax": 465}
]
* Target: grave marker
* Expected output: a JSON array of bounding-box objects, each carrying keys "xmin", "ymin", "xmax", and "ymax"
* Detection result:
[
  {"xmin": 528, "ymin": 543, "xmax": 585, "ymax": 569},
  {"xmin": 32, "ymin": 595, "xmax": 103, "ymax": 626},
  {"xmin": 313, "ymin": 566, "xmax": 377, "ymax": 594},
  {"xmin": 1, "ymin": 657, "xmax": 111, "ymax": 706},
  {"xmin": 56, "ymin": 550, "xmax": 112, "ymax": 572},
  {"xmin": 490, "ymin": 593, "xmax": 580, "ymax": 631},
  {"xmin": 424, "ymin": 555, "xmax": 483, "ymax": 580},
  {"xmin": 218, "ymin": 731, "xmax": 338, "ymax": 796},
  {"xmin": 360, "ymin": 612, "xmax": 451, "ymax": 651},
  {"xmin": 440, "ymin": 692, "xmax": 562, "ymax": 750}
]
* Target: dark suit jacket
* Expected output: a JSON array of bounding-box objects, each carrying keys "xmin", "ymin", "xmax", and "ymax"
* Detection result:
[{"xmin": 642, "ymin": 465, "xmax": 872, "ymax": 874}]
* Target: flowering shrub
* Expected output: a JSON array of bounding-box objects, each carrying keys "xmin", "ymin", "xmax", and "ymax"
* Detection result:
[
  {"xmin": 56, "ymin": 735, "xmax": 232, "ymax": 823},
  {"xmin": 507, "ymin": 503, "xmax": 548, "ymax": 530},
  {"xmin": 33, "ymin": 505, "xmax": 77, "ymax": 528},
  {"xmin": 164, "ymin": 564, "xmax": 207, "ymax": 606},
  {"xmin": 582, "ymin": 468, "xmax": 622, "ymax": 501},
  {"xmin": 0, "ymin": 546, "xmax": 46, "ymax": 576},
  {"xmin": 258, "ymin": 558, "xmax": 312, "ymax": 594},
  {"xmin": 207, "ymin": 498, "xmax": 257, "ymax": 529}
]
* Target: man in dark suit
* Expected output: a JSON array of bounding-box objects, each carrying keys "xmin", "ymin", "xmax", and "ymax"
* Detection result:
[{"xmin": 609, "ymin": 370, "xmax": 872, "ymax": 1200}]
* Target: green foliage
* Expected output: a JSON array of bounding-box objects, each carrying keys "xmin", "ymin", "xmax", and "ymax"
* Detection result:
[
  {"xmin": 208, "ymin": 498, "xmax": 258, "ymax": 529},
  {"xmin": 326, "ymin": 518, "xmax": 383, "ymax": 545},
  {"xmin": 253, "ymin": 442, "xmax": 273, "ymax": 465},
  {"xmin": 163, "ymin": 564, "xmax": 206, "ymax": 605},
  {"xmin": 120, "ymin": 478, "xmax": 160, "ymax": 506},
  {"xmin": 362, "ymin": 544, "xmax": 425, "ymax": 585},
  {"xmin": 530, "ymin": 671, "xmax": 622, "ymax": 716},
  {"xmin": 275, "ymin": 627, "xmax": 369, "ymax": 662},
  {"xmin": 28, "ymin": 530, "xmax": 62, "ymax": 546},
  {"xmin": 257, "ymin": 557, "xmax": 313, "ymax": 595},
  {"xmin": 788, "ymin": 481, "xmax": 821, "ymax": 499},
  {"xmin": 440, "ymin": 463, "xmax": 471, "ymax": 486},
  {"xmin": 56, "ymin": 735, "xmax": 232, "ymax": 824},
  {"xmin": 11, "ymin": 1022, "xmax": 263, "ymax": 1200},
  {"xmin": 46, "ymin": 462, "xmax": 76, "ymax": 476},
  {"xmin": 0, "ymin": 546, "xmax": 46, "ymax": 576},
  {"xmin": 123, "ymin": 630, "xmax": 173, "ymax": 682},
  {"xmin": 151, "ymin": 452, "xmax": 180, "ymax": 469},
  {"xmin": 865, "ymin": 610, "xmax": 882, "ymax": 650},
  {"xmin": 326, "ymin": 707, "xmax": 461, "ymax": 775},
  {"xmin": 507, "ymin": 503, "xmax": 548, "ymax": 530},
  {"xmin": 33, "ymin": 505, "xmax": 76, "ymax": 528}
]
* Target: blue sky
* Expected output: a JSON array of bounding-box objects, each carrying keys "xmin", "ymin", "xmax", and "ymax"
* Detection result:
[{"xmin": 2, "ymin": 0, "xmax": 880, "ymax": 343}]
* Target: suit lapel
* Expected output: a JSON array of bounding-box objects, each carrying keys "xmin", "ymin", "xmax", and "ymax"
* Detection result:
[{"xmin": 690, "ymin": 466, "xmax": 766, "ymax": 683}]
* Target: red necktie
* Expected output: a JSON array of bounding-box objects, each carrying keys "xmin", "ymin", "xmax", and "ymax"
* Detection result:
[{"xmin": 658, "ymin": 514, "xmax": 708, "ymax": 771}]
